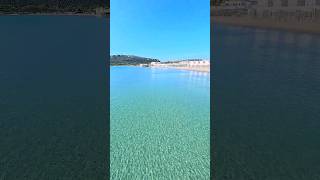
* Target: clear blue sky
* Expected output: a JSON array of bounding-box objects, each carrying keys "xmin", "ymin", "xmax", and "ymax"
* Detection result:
[{"xmin": 110, "ymin": 0, "xmax": 210, "ymax": 61}]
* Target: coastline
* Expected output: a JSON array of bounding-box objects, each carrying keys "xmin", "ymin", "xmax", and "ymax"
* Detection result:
[
  {"xmin": 151, "ymin": 66, "xmax": 210, "ymax": 73},
  {"xmin": 212, "ymin": 16, "xmax": 320, "ymax": 35},
  {"xmin": 111, "ymin": 65, "xmax": 210, "ymax": 73},
  {"xmin": 171, "ymin": 66, "xmax": 210, "ymax": 73},
  {"xmin": 0, "ymin": 13, "xmax": 108, "ymax": 17}
]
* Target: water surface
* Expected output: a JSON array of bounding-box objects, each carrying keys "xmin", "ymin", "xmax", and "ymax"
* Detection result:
[
  {"xmin": 111, "ymin": 66, "xmax": 210, "ymax": 179},
  {"xmin": 213, "ymin": 24, "xmax": 320, "ymax": 180},
  {"xmin": 0, "ymin": 16, "xmax": 109, "ymax": 179}
]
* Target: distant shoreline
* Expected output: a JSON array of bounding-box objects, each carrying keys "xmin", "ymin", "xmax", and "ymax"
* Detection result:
[
  {"xmin": 111, "ymin": 65, "xmax": 210, "ymax": 73},
  {"xmin": 110, "ymin": 55, "xmax": 210, "ymax": 72},
  {"xmin": 110, "ymin": 65, "xmax": 137, "ymax": 67},
  {"xmin": 155, "ymin": 66, "xmax": 210, "ymax": 73},
  {"xmin": 212, "ymin": 16, "xmax": 320, "ymax": 35},
  {"xmin": 0, "ymin": 12, "xmax": 109, "ymax": 17}
]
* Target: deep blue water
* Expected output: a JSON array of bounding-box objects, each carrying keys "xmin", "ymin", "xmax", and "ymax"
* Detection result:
[
  {"xmin": 0, "ymin": 16, "xmax": 109, "ymax": 179},
  {"xmin": 213, "ymin": 24, "xmax": 320, "ymax": 179}
]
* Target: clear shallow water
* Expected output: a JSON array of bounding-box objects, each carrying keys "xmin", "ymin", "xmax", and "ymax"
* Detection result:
[
  {"xmin": 0, "ymin": 16, "xmax": 109, "ymax": 179},
  {"xmin": 111, "ymin": 66, "xmax": 210, "ymax": 179},
  {"xmin": 213, "ymin": 24, "xmax": 320, "ymax": 179}
]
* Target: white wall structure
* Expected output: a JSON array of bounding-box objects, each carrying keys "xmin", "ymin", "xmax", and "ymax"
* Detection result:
[
  {"xmin": 213, "ymin": 0, "xmax": 320, "ymax": 21},
  {"xmin": 150, "ymin": 60, "xmax": 210, "ymax": 67},
  {"xmin": 252, "ymin": 0, "xmax": 320, "ymax": 21},
  {"xmin": 212, "ymin": 0, "xmax": 255, "ymax": 16}
]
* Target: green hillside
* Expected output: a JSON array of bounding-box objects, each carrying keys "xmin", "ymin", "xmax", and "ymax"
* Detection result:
[
  {"xmin": 0, "ymin": 0, "xmax": 109, "ymax": 15},
  {"xmin": 111, "ymin": 55, "xmax": 160, "ymax": 66}
]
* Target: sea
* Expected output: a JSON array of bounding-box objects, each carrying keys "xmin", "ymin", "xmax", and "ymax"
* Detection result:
[
  {"xmin": 110, "ymin": 66, "xmax": 210, "ymax": 179},
  {"xmin": 0, "ymin": 16, "xmax": 109, "ymax": 179},
  {"xmin": 213, "ymin": 23, "xmax": 320, "ymax": 180}
]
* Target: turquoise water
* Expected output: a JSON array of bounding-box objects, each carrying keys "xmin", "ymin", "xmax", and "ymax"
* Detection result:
[{"xmin": 111, "ymin": 66, "xmax": 210, "ymax": 179}]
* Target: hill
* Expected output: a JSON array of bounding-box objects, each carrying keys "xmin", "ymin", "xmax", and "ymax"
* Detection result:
[
  {"xmin": 110, "ymin": 55, "xmax": 160, "ymax": 66},
  {"xmin": 0, "ymin": 0, "xmax": 109, "ymax": 15}
]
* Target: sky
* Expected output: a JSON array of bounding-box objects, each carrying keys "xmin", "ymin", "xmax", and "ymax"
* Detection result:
[{"xmin": 110, "ymin": 0, "xmax": 210, "ymax": 61}]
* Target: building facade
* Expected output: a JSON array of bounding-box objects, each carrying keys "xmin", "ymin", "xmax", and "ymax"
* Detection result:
[
  {"xmin": 249, "ymin": 0, "xmax": 320, "ymax": 21},
  {"xmin": 212, "ymin": 0, "xmax": 256, "ymax": 16},
  {"xmin": 212, "ymin": 0, "xmax": 320, "ymax": 21}
]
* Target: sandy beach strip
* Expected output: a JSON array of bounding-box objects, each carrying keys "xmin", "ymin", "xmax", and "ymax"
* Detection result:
[
  {"xmin": 173, "ymin": 66, "xmax": 210, "ymax": 73},
  {"xmin": 212, "ymin": 16, "xmax": 320, "ymax": 35}
]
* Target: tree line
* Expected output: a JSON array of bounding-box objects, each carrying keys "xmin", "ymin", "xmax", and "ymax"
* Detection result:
[{"xmin": 0, "ymin": 0, "xmax": 109, "ymax": 14}]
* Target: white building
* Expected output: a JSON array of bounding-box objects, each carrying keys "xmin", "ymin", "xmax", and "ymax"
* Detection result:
[
  {"xmin": 181, "ymin": 60, "xmax": 210, "ymax": 67},
  {"xmin": 255, "ymin": 0, "xmax": 320, "ymax": 8},
  {"xmin": 150, "ymin": 60, "xmax": 210, "ymax": 67},
  {"xmin": 212, "ymin": 0, "xmax": 260, "ymax": 16},
  {"xmin": 212, "ymin": 0, "xmax": 320, "ymax": 21},
  {"xmin": 251, "ymin": 0, "xmax": 320, "ymax": 20},
  {"xmin": 150, "ymin": 62, "xmax": 160, "ymax": 66},
  {"xmin": 221, "ymin": 0, "xmax": 251, "ymax": 9}
]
